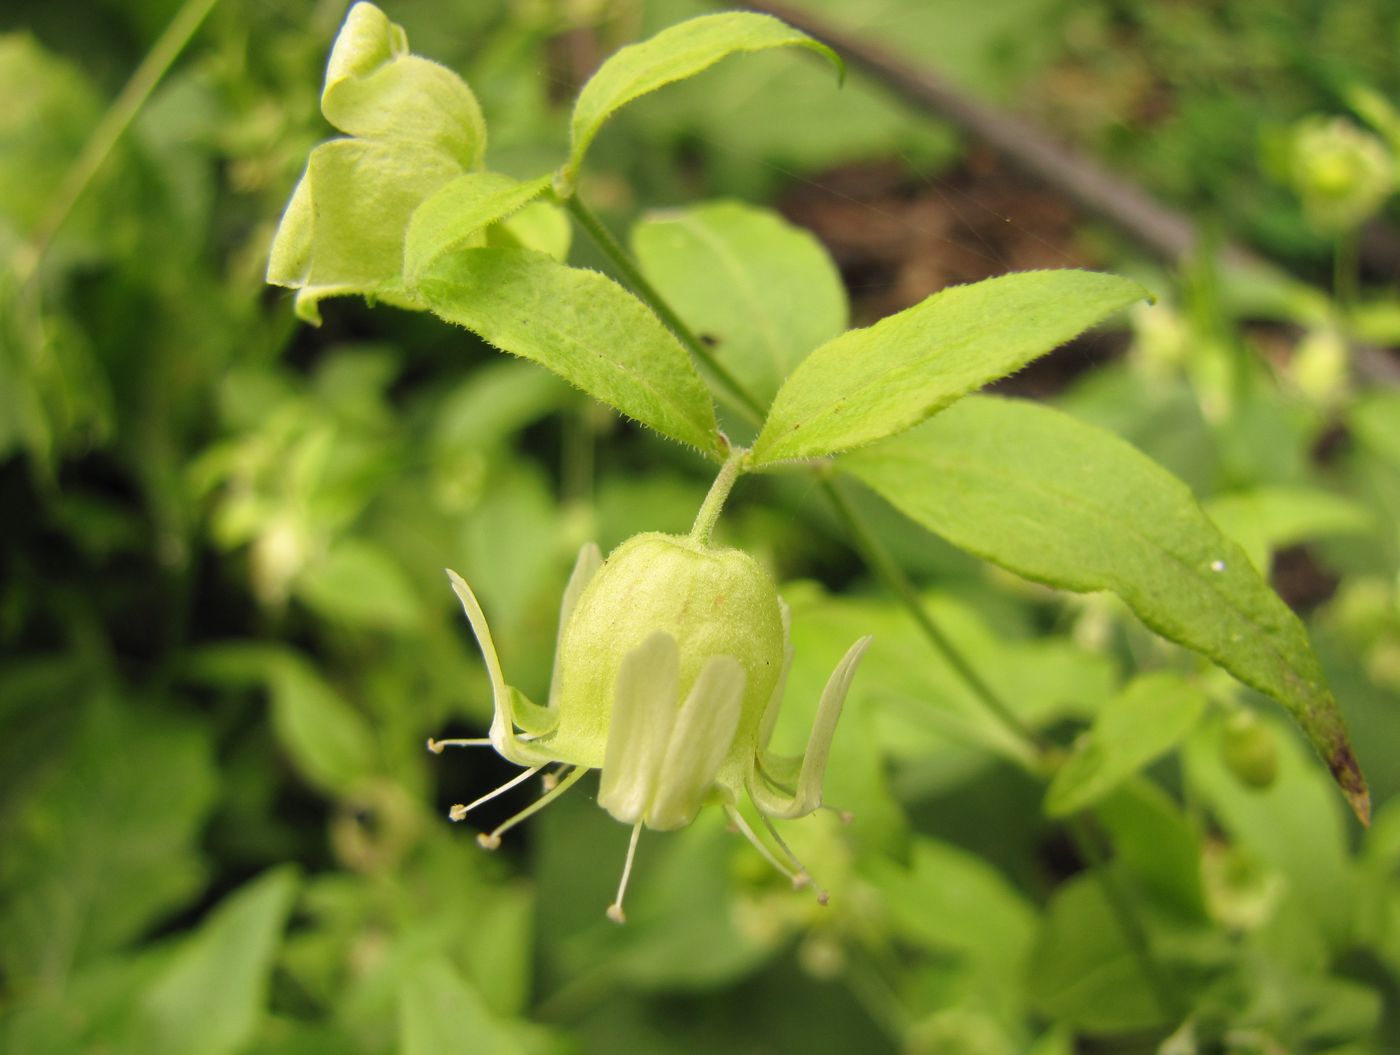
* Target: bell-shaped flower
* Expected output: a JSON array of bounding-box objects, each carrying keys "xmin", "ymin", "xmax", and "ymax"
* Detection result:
[{"xmin": 433, "ymin": 531, "xmax": 870, "ymax": 922}]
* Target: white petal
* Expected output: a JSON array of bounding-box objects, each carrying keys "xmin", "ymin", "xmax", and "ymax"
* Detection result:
[
  {"xmin": 549, "ymin": 542, "xmax": 602, "ymax": 709},
  {"xmin": 753, "ymin": 635, "xmax": 871, "ymax": 820},
  {"xmin": 598, "ymin": 631, "xmax": 679, "ymax": 824},
  {"xmin": 646, "ymin": 655, "xmax": 746, "ymax": 831}
]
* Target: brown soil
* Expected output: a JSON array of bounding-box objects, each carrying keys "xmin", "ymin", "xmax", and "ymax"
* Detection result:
[{"xmin": 777, "ymin": 147, "xmax": 1125, "ymax": 394}]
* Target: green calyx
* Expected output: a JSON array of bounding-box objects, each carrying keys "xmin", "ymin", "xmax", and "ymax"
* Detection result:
[{"xmin": 547, "ymin": 532, "xmax": 786, "ymax": 783}]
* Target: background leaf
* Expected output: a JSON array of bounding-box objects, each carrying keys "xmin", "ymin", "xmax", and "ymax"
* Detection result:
[
  {"xmin": 1045, "ymin": 673, "xmax": 1208, "ymax": 817},
  {"xmin": 563, "ymin": 12, "xmax": 842, "ymax": 182},
  {"xmin": 750, "ymin": 270, "xmax": 1146, "ymax": 465},
  {"xmin": 418, "ymin": 248, "xmax": 723, "ymax": 455},
  {"xmin": 842, "ymin": 395, "xmax": 1369, "ymax": 822},
  {"xmin": 134, "ymin": 867, "xmax": 300, "ymax": 1055},
  {"xmin": 632, "ymin": 200, "xmax": 848, "ymax": 408}
]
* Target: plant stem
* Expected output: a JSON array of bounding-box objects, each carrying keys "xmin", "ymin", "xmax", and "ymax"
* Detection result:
[
  {"xmin": 13, "ymin": 0, "xmax": 222, "ymax": 286},
  {"xmin": 562, "ymin": 194, "xmax": 766, "ymax": 425},
  {"xmin": 565, "ymin": 189, "xmax": 1044, "ymax": 754},
  {"xmin": 1067, "ymin": 814, "xmax": 1185, "ymax": 1022},
  {"xmin": 690, "ymin": 446, "xmax": 747, "ymax": 545},
  {"xmin": 819, "ymin": 474, "xmax": 1047, "ymax": 756}
]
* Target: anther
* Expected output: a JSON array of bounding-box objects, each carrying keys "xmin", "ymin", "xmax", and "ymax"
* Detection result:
[{"xmin": 427, "ymin": 736, "xmax": 492, "ymax": 753}]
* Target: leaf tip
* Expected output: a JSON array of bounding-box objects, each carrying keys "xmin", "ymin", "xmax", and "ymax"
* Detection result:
[{"xmin": 1328, "ymin": 741, "xmax": 1371, "ymax": 826}]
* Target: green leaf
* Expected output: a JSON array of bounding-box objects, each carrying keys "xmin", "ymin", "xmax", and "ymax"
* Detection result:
[
  {"xmin": 750, "ymin": 270, "xmax": 1146, "ymax": 466},
  {"xmin": 134, "ymin": 868, "xmax": 300, "ymax": 1055},
  {"xmin": 842, "ymin": 395, "xmax": 1370, "ymax": 823},
  {"xmin": 1204, "ymin": 486, "xmax": 1371, "ymax": 572},
  {"xmin": 0, "ymin": 695, "xmax": 217, "ymax": 986},
  {"xmin": 1027, "ymin": 874, "xmax": 1171, "ymax": 1033},
  {"xmin": 418, "ymin": 248, "xmax": 723, "ymax": 455},
  {"xmin": 397, "ymin": 958, "xmax": 556, "ymax": 1055},
  {"xmin": 403, "ymin": 172, "xmax": 552, "ymax": 284},
  {"xmin": 269, "ymin": 655, "xmax": 379, "ymax": 796},
  {"xmin": 865, "ymin": 836, "xmax": 1036, "ymax": 969},
  {"xmin": 1045, "ymin": 673, "xmax": 1208, "ymax": 817},
  {"xmin": 632, "ymin": 200, "xmax": 848, "ymax": 405},
  {"xmin": 562, "ymin": 12, "xmax": 842, "ymax": 186},
  {"xmin": 295, "ymin": 537, "xmax": 422, "ymax": 631}
]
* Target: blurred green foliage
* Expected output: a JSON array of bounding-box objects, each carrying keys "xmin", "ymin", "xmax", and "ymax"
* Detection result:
[{"xmin": 2, "ymin": 1, "xmax": 1399, "ymax": 1053}]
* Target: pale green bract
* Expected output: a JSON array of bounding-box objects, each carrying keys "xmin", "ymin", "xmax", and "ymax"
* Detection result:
[
  {"xmin": 750, "ymin": 270, "xmax": 1148, "ymax": 466},
  {"xmin": 841, "ymin": 394, "xmax": 1370, "ymax": 824},
  {"xmin": 436, "ymin": 533, "xmax": 871, "ymax": 922},
  {"xmin": 266, "ymin": 2, "xmax": 488, "ymax": 323},
  {"xmin": 417, "ymin": 248, "xmax": 725, "ymax": 457},
  {"xmin": 559, "ymin": 12, "xmax": 843, "ymax": 193}
]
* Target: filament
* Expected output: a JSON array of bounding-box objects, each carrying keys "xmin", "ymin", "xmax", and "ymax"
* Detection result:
[
  {"xmin": 427, "ymin": 737, "xmax": 492, "ymax": 753},
  {"xmin": 724, "ymin": 805, "xmax": 804, "ymax": 889},
  {"xmin": 607, "ymin": 821, "xmax": 644, "ymax": 924},
  {"xmin": 760, "ymin": 812, "xmax": 828, "ymax": 905},
  {"xmin": 478, "ymin": 766, "xmax": 588, "ymax": 850},
  {"xmin": 448, "ymin": 765, "xmax": 543, "ymax": 823}
]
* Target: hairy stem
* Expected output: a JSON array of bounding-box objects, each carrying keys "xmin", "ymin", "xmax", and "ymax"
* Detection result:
[
  {"xmin": 690, "ymin": 446, "xmax": 747, "ymax": 546},
  {"xmin": 14, "ymin": 0, "xmax": 222, "ymax": 285},
  {"xmin": 562, "ymin": 194, "xmax": 766, "ymax": 425}
]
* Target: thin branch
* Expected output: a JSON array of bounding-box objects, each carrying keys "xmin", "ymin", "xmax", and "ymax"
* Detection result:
[
  {"xmin": 13, "ymin": 0, "xmax": 223, "ymax": 286},
  {"xmin": 562, "ymin": 194, "xmax": 767, "ymax": 424}
]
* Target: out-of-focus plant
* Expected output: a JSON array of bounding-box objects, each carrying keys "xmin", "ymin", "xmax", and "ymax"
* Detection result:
[{"xmin": 4, "ymin": 1, "xmax": 1399, "ymax": 1053}]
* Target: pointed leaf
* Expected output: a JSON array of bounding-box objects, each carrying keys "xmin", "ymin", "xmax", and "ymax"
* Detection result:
[
  {"xmin": 632, "ymin": 200, "xmax": 848, "ymax": 404},
  {"xmin": 842, "ymin": 395, "xmax": 1369, "ymax": 823},
  {"xmin": 751, "ymin": 270, "xmax": 1147, "ymax": 465},
  {"xmin": 563, "ymin": 12, "xmax": 841, "ymax": 185},
  {"xmin": 136, "ymin": 868, "xmax": 299, "ymax": 1055},
  {"xmin": 418, "ymin": 248, "xmax": 724, "ymax": 455},
  {"xmin": 1045, "ymin": 673, "xmax": 1208, "ymax": 817},
  {"xmin": 404, "ymin": 172, "xmax": 552, "ymax": 284}
]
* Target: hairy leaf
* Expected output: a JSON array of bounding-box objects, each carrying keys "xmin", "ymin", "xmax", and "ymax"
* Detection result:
[
  {"xmin": 842, "ymin": 395, "xmax": 1369, "ymax": 823},
  {"xmin": 563, "ymin": 12, "xmax": 841, "ymax": 186},
  {"xmin": 751, "ymin": 270, "xmax": 1146, "ymax": 465},
  {"xmin": 418, "ymin": 248, "xmax": 723, "ymax": 455}
]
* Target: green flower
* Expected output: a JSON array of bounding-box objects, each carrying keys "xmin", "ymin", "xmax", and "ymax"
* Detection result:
[{"xmin": 433, "ymin": 531, "xmax": 870, "ymax": 922}]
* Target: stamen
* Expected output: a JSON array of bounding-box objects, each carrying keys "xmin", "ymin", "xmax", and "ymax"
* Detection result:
[
  {"xmin": 724, "ymin": 805, "xmax": 804, "ymax": 889},
  {"xmin": 447, "ymin": 765, "xmax": 544, "ymax": 826},
  {"xmin": 760, "ymin": 812, "xmax": 829, "ymax": 906},
  {"xmin": 607, "ymin": 821, "xmax": 644, "ymax": 924},
  {"xmin": 427, "ymin": 737, "xmax": 492, "ymax": 753},
  {"xmin": 479, "ymin": 766, "xmax": 588, "ymax": 850},
  {"xmin": 820, "ymin": 804, "xmax": 855, "ymax": 825}
]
